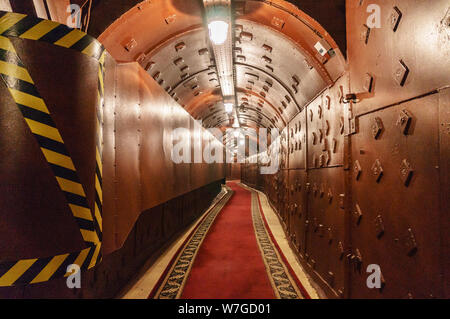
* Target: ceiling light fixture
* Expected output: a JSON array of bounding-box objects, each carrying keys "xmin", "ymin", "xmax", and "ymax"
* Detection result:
[
  {"xmin": 203, "ymin": 0, "xmax": 239, "ymax": 128},
  {"xmin": 208, "ymin": 20, "xmax": 229, "ymax": 45},
  {"xmin": 224, "ymin": 102, "xmax": 233, "ymax": 113}
]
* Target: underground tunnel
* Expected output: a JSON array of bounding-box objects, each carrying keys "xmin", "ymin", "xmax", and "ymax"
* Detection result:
[{"xmin": 0, "ymin": 0, "xmax": 449, "ymax": 303}]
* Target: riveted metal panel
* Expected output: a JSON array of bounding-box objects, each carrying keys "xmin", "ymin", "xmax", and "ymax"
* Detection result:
[
  {"xmin": 102, "ymin": 52, "xmax": 118, "ymax": 255},
  {"xmin": 277, "ymin": 169, "xmax": 289, "ymax": 225},
  {"xmin": 306, "ymin": 97, "xmax": 324, "ymax": 169},
  {"xmin": 110, "ymin": 63, "xmax": 226, "ymax": 252},
  {"xmin": 349, "ymin": 95, "xmax": 442, "ymax": 298},
  {"xmin": 97, "ymin": 0, "xmax": 347, "ymax": 136},
  {"xmin": 241, "ymin": 0, "xmax": 448, "ymax": 300},
  {"xmin": 139, "ymin": 67, "xmax": 175, "ymax": 210},
  {"xmin": 306, "ymin": 76, "xmax": 348, "ymax": 169},
  {"xmin": 347, "ymin": 0, "xmax": 450, "ymax": 116},
  {"xmin": 280, "ymin": 126, "xmax": 289, "ymax": 170},
  {"xmin": 306, "ymin": 167, "xmax": 346, "ymax": 298},
  {"xmin": 287, "ymin": 169, "xmax": 308, "ymax": 257},
  {"xmin": 172, "ymin": 103, "xmax": 192, "ymax": 195},
  {"xmin": 288, "ymin": 110, "xmax": 307, "ymax": 169},
  {"xmin": 12, "ymin": 38, "xmax": 100, "ymax": 215},
  {"xmin": 113, "ymin": 63, "xmax": 142, "ymax": 250},
  {"xmin": 320, "ymin": 75, "xmax": 348, "ymax": 167}
]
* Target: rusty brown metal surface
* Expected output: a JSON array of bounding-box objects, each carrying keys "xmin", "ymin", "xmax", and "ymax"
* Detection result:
[
  {"xmin": 349, "ymin": 95, "xmax": 442, "ymax": 298},
  {"xmin": 288, "ymin": 110, "xmax": 306, "ymax": 169},
  {"xmin": 287, "ymin": 169, "xmax": 307, "ymax": 256},
  {"xmin": 0, "ymin": 21, "xmax": 226, "ymax": 263},
  {"xmin": 3, "ymin": 0, "xmax": 449, "ymax": 299},
  {"xmin": 242, "ymin": 0, "xmax": 449, "ymax": 299},
  {"xmin": 98, "ymin": 1, "xmax": 204, "ymax": 63},
  {"xmin": 305, "ymin": 167, "xmax": 346, "ymax": 298},
  {"xmin": 0, "ymin": 39, "xmax": 98, "ymax": 261},
  {"xmin": 9, "ymin": 1, "xmax": 37, "ymax": 16},
  {"xmin": 245, "ymin": 103, "xmax": 448, "ymax": 298},
  {"xmin": 101, "ymin": 52, "xmax": 118, "ymax": 256},
  {"xmin": 244, "ymin": 82, "xmax": 448, "ymax": 298},
  {"xmin": 111, "ymin": 62, "xmax": 142, "ymax": 252},
  {"xmin": 97, "ymin": 0, "xmax": 346, "ymax": 135},
  {"xmin": 0, "ymin": 180, "xmax": 223, "ymax": 299},
  {"xmin": 0, "ymin": 34, "xmax": 226, "ymax": 297},
  {"xmin": 86, "ymin": 0, "xmax": 347, "ymax": 55},
  {"xmin": 347, "ymin": 0, "xmax": 450, "ymax": 116},
  {"xmin": 102, "ymin": 61, "xmax": 226, "ymax": 253},
  {"xmin": 238, "ymin": 0, "xmax": 345, "ymax": 83},
  {"xmin": 306, "ymin": 75, "xmax": 348, "ymax": 170},
  {"xmin": 438, "ymin": 88, "xmax": 450, "ymax": 298}
]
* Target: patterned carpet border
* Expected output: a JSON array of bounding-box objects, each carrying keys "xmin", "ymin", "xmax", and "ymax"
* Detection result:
[
  {"xmin": 250, "ymin": 192, "xmax": 303, "ymax": 299},
  {"xmin": 254, "ymin": 188, "xmax": 312, "ymax": 299},
  {"xmin": 152, "ymin": 187, "xmax": 233, "ymax": 299}
]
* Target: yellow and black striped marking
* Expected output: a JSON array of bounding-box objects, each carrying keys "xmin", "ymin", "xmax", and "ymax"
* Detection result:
[
  {"xmin": 0, "ymin": 12, "xmax": 106, "ymax": 286},
  {"xmin": 0, "ymin": 11, "xmax": 104, "ymax": 62},
  {"xmin": 0, "ymin": 35, "xmax": 102, "ymax": 247},
  {"xmin": 0, "ymin": 244, "xmax": 101, "ymax": 286}
]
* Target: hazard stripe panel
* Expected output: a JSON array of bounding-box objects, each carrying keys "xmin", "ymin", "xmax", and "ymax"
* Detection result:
[
  {"xmin": 30, "ymin": 254, "xmax": 69, "ymax": 284},
  {"xmin": 54, "ymin": 29, "xmax": 86, "ymax": 48},
  {"xmin": 0, "ymin": 34, "xmax": 16, "ymax": 51},
  {"xmin": 24, "ymin": 118, "xmax": 63, "ymax": 143},
  {"xmin": 80, "ymin": 230, "xmax": 100, "ymax": 245},
  {"xmin": 9, "ymin": 89, "xmax": 48, "ymax": 113},
  {"xmin": 70, "ymin": 204, "xmax": 94, "ymax": 221},
  {"xmin": 0, "ymin": 259, "xmax": 37, "ymax": 287},
  {"xmin": 0, "ymin": 37, "xmax": 102, "ymax": 244},
  {"xmin": 0, "ymin": 12, "xmax": 105, "ymax": 61},
  {"xmin": 94, "ymin": 203, "xmax": 103, "ymax": 232},
  {"xmin": 96, "ymin": 148, "xmax": 103, "ymax": 174},
  {"xmin": 0, "ymin": 244, "xmax": 101, "ymax": 286},
  {"xmin": 0, "ymin": 60, "xmax": 33, "ymax": 82},
  {"xmin": 0, "ymin": 12, "xmax": 26, "ymax": 34},
  {"xmin": 19, "ymin": 20, "xmax": 59, "ymax": 40},
  {"xmin": 42, "ymin": 148, "xmax": 76, "ymax": 171},
  {"xmin": 0, "ymin": 13, "xmax": 105, "ymax": 286},
  {"xmin": 88, "ymin": 244, "xmax": 102, "ymax": 269}
]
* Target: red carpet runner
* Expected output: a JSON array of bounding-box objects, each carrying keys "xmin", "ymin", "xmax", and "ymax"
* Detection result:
[
  {"xmin": 150, "ymin": 182, "xmax": 309, "ymax": 299},
  {"xmin": 182, "ymin": 182, "xmax": 275, "ymax": 299}
]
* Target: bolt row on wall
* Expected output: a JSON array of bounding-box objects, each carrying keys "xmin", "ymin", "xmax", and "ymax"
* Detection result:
[{"xmin": 242, "ymin": 0, "xmax": 449, "ymax": 298}]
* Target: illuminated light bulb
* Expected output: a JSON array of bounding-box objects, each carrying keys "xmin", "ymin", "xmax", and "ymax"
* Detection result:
[
  {"xmin": 208, "ymin": 20, "xmax": 229, "ymax": 45},
  {"xmin": 240, "ymin": 139, "xmax": 245, "ymax": 145},
  {"xmin": 224, "ymin": 103, "xmax": 233, "ymax": 113}
]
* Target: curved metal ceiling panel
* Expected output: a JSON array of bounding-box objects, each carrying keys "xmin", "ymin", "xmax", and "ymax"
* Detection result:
[{"xmin": 98, "ymin": 0, "xmax": 346, "ymax": 131}]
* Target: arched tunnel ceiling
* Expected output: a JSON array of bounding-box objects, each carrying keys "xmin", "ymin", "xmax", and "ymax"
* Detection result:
[
  {"xmin": 97, "ymin": 0, "xmax": 346, "ymax": 130},
  {"xmin": 87, "ymin": 0, "xmax": 346, "ymax": 53}
]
